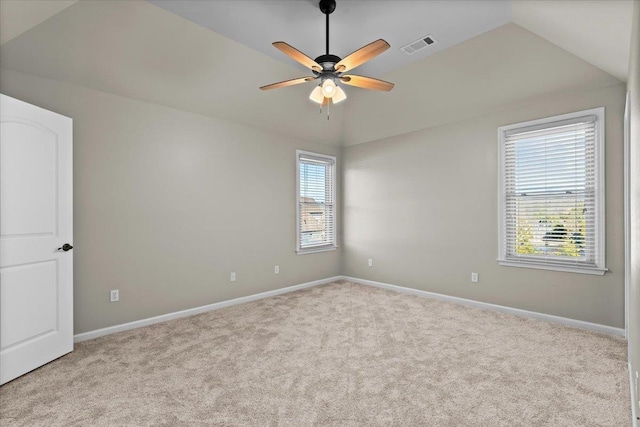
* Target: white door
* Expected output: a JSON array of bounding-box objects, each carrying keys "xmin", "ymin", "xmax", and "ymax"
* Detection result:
[{"xmin": 0, "ymin": 94, "xmax": 73, "ymax": 385}]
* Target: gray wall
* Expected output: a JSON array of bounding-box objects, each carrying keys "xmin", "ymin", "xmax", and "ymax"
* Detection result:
[
  {"xmin": 0, "ymin": 49, "xmax": 629, "ymax": 336},
  {"xmin": 0, "ymin": 69, "xmax": 341, "ymax": 334},
  {"xmin": 628, "ymin": 0, "xmax": 640, "ymax": 418},
  {"xmin": 342, "ymin": 83, "xmax": 626, "ymax": 328}
]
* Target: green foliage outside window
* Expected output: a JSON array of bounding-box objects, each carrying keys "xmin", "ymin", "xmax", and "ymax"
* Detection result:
[{"xmin": 515, "ymin": 203, "xmax": 586, "ymax": 258}]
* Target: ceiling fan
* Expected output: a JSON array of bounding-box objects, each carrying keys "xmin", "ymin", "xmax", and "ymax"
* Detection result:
[{"xmin": 259, "ymin": 0, "xmax": 394, "ymax": 109}]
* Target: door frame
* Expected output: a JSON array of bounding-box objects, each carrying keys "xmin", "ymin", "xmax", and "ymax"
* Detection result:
[{"xmin": 625, "ymin": 90, "xmax": 631, "ymax": 340}]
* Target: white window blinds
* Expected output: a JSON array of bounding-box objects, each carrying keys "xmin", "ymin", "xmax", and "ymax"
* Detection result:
[
  {"xmin": 297, "ymin": 151, "xmax": 336, "ymax": 253},
  {"xmin": 498, "ymin": 109, "xmax": 606, "ymax": 274}
]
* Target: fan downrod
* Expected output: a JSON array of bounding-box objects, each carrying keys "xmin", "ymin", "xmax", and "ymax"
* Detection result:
[{"xmin": 317, "ymin": 0, "xmax": 339, "ymax": 70}]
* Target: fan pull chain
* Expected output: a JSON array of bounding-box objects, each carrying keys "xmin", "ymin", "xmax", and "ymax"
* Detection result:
[
  {"xmin": 319, "ymin": 99, "xmax": 330, "ymax": 120},
  {"xmin": 320, "ymin": 101, "xmax": 330, "ymax": 120}
]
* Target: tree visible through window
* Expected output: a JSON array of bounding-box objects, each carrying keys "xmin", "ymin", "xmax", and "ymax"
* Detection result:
[
  {"xmin": 498, "ymin": 108, "xmax": 606, "ymax": 274},
  {"xmin": 296, "ymin": 151, "xmax": 336, "ymax": 253}
]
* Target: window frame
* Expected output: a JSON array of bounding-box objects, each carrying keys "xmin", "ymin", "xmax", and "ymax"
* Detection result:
[
  {"xmin": 497, "ymin": 107, "xmax": 607, "ymax": 275},
  {"xmin": 296, "ymin": 150, "xmax": 337, "ymax": 255}
]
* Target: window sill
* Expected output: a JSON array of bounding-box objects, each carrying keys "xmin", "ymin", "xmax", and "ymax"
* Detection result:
[
  {"xmin": 498, "ymin": 259, "xmax": 607, "ymax": 276},
  {"xmin": 296, "ymin": 246, "xmax": 338, "ymax": 255}
]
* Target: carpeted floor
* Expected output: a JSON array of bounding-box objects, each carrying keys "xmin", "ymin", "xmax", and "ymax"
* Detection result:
[{"xmin": 0, "ymin": 281, "xmax": 630, "ymax": 426}]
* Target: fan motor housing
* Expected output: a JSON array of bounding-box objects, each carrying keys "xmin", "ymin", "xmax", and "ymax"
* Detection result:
[{"xmin": 314, "ymin": 54, "xmax": 342, "ymax": 72}]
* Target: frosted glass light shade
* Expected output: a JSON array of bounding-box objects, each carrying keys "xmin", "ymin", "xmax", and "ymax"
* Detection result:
[
  {"xmin": 321, "ymin": 79, "xmax": 337, "ymax": 98},
  {"xmin": 309, "ymin": 86, "xmax": 324, "ymax": 104},
  {"xmin": 332, "ymin": 86, "xmax": 347, "ymax": 104}
]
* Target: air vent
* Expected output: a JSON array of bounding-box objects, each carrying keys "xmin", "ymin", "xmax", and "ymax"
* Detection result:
[{"xmin": 400, "ymin": 35, "xmax": 437, "ymax": 55}]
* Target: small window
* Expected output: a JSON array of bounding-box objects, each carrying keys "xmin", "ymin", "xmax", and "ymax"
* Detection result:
[
  {"xmin": 498, "ymin": 108, "xmax": 606, "ymax": 275},
  {"xmin": 296, "ymin": 150, "xmax": 336, "ymax": 254}
]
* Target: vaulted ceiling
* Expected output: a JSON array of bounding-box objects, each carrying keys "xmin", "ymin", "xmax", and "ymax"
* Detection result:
[
  {"xmin": 149, "ymin": 0, "xmax": 512, "ymax": 78},
  {"xmin": 512, "ymin": 0, "xmax": 632, "ymax": 82},
  {"xmin": 0, "ymin": 0, "xmax": 77, "ymax": 44},
  {"xmin": 0, "ymin": 1, "xmax": 632, "ymax": 146}
]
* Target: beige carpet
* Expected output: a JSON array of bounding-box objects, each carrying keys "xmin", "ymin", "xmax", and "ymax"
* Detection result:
[{"xmin": 0, "ymin": 281, "xmax": 630, "ymax": 426}]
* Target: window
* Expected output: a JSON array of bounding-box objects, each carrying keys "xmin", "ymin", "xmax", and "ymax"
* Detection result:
[
  {"xmin": 498, "ymin": 108, "xmax": 606, "ymax": 275},
  {"xmin": 296, "ymin": 150, "xmax": 336, "ymax": 254}
]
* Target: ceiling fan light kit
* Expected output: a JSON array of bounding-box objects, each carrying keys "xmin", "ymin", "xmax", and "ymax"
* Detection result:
[
  {"xmin": 331, "ymin": 86, "xmax": 347, "ymax": 104},
  {"xmin": 309, "ymin": 86, "xmax": 324, "ymax": 104},
  {"xmin": 321, "ymin": 79, "xmax": 336, "ymax": 97},
  {"xmin": 260, "ymin": 0, "xmax": 394, "ymax": 118}
]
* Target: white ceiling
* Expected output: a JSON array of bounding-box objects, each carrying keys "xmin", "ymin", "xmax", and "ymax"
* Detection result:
[
  {"xmin": 342, "ymin": 22, "xmax": 620, "ymax": 146},
  {"xmin": 149, "ymin": 0, "xmax": 512, "ymax": 78},
  {"xmin": 0, "ymin": 0, "xmax": 632, "ymax": 147},
  {"xmin": 0, "ymin": 0, "xmax": 346, "ymax": 145},
  {"xmin": 149, "ymin": 0, "xmax": 633, "ymax": 82},
  {"xmin": 0, "ymin": 0, "xmax": 77, "ymax": 45},
  {"xmin": 512, "ymin": 0, "xmax": 633, "ymax": 82}
]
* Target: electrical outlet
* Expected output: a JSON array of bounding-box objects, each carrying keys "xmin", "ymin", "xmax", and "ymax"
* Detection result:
[
  {"xmin": 368, "ymin": 259, "xmax": 373, "ymax": 267},
  {"xmin": 230, "ymin": 272, "xmax": 236, "ymax": 282},
  {"xmin": 471, "ymin": 272, "xmax": 479, "ymax": 283},
  {"xmin": 274, "ymin": 265, "xmax": 279, "ymax": 274},
  {"xmin": 110, "ymin": 289, "xmax": 119, "ymax": 302}
]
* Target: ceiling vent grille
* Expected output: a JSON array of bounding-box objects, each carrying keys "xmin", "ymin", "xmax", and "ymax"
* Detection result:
[{"xmin": 400, "ymin": 35, "xmax": 437, "ymax": 55}]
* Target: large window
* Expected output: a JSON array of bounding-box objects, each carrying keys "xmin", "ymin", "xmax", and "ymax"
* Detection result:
[
  {"xmin": 296, "ymin": 150, "xmax": 336, "ymax": 254},
  {"xmin": 498, "ymin": 108, "xmax": 606, "ymax": 275}
]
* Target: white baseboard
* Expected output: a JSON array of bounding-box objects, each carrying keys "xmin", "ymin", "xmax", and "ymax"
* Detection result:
[
  {"xmin": 632, "ymin": 362, "xmax": 639, "ymax": 427},
  {"xmin": 75, "ymin": 273, "xmax": 631, "ymax": 419},
  {"xmin": 75, "ymin": 274, "xmax": 624, "ymax": 342},
  {"xmin": 74, "ymin": 276, "xmax": 342, "ymax": 343},
  {"xmin": 341, "ymin": 276, "xmax": 625, "ymax": 337}
]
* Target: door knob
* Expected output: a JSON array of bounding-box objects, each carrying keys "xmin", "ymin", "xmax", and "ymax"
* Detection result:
[{"xmin": 57, "ymin": 243, "xmax": 73, "ymax": 252}]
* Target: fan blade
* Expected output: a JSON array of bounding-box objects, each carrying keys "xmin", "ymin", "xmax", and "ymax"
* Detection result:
[
  {"xmin": 341, "ymin": 75, "xmax": 394, "ymax": 91},
  {"xmin": 260, "ymin": 76, "xmax": 316, "ymax": 91},
  {"xmin": 273, "ymin": 42, "xmax": 322, "ymax": 72},
  {"xmin": 334, "ymin": 39, "xmax": 390, "ymax": 73}
]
